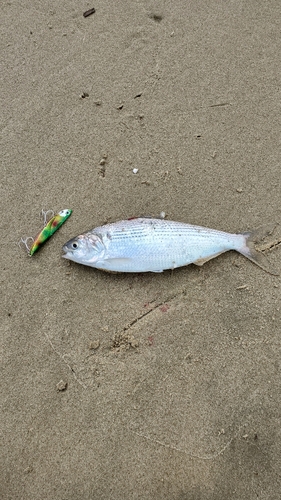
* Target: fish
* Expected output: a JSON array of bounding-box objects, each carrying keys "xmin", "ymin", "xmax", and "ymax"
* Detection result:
[
  {"xmin": 62, "ymin": 217, "xmax": 278, "ymax": 275},
  {"xmin": 29, "ymin": 209, "xmax": 72, "ymax": 255}
]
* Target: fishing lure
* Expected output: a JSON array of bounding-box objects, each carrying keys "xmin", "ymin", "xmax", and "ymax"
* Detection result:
[
  {"xmin": 29, "ymin": 209, "xmax": 72, "ymax": 255},
  {"xmin": 23, "ymin": 209, "xmax": 72, "ymax": 256}
]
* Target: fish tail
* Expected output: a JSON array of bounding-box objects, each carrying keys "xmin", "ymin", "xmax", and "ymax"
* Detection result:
[{"xmin": 238, "ymin": 225, "xmax": 279, "ymax": 275}]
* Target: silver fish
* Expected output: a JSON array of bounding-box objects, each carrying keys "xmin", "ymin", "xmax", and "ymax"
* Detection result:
[{"xmin": 62, "ymin": 218, "xmax": 276, "ymax": 274}]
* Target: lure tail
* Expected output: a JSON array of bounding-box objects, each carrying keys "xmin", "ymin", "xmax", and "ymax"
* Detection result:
[{"xmin": 238, "ymin": 225, "xmax": 279, "ymax": 275}]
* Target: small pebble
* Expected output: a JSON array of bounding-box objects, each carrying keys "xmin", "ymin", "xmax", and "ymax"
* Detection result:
[
  {"xmin": 130, "ymin": 338, "xmax": 139, "ymax": 348},
  {"xmin": 89, "ymin": 340, "xmax": 100, "ymax": 350},
  {"xmin": 83, "ymin": 7, "xmax": 96, "ymax": 18},
  {"xmin": 24, "ymin": 466, "xmax": 34, "ymax": 474},
  {"xmin": 56, "ymin": 380, "xmax": 67, "ymax": 391},
  {"xmin": 132, "ymin": 168, "xmax": 138, "ymax": 174}
]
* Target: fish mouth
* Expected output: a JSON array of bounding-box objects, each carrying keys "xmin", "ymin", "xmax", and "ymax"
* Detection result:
[{"xmin": 62, "ymin": 245, "xmax": 72, "ymax": 258}]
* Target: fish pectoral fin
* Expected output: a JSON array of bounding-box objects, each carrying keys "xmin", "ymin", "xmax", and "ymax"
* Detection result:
[
  {"xmin": 101, "ymin": 257, "xmax": 134, "ymax": 270},
  {"xmin": 193, "ymin": 251, "xmax": 225, "ymax": 266},
  {"xmin": 104, "ymin": 257, "xmax": 132, "ymax": 264}
]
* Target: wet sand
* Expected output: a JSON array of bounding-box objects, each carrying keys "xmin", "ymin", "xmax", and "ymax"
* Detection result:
[{"xmin": 2, "ymin": 1, "xmax": 281, "ymax": 498}]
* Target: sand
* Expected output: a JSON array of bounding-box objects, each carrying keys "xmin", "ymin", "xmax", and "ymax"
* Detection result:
[{"xmin": 1, "ymin": 1, "xmax": 281, "ymax": 498}]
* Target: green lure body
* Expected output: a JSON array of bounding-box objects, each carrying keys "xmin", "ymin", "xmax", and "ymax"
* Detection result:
[{"xmin": 29, "ymin": 209, "xmax": 72, "ymax": 256}]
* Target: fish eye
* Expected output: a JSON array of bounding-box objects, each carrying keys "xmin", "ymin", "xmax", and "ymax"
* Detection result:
[{"xmin": 72, "ymin": 242, "xmax": 78, "ymax": 249}]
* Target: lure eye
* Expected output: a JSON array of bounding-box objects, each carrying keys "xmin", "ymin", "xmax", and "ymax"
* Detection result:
[
  {"xmin": 72, "ymin": 242, "xmax": 78, "ymax": 249},
  {"xmin": 59, "ymin": 209, "xmax": 71, "ymax": 217}
]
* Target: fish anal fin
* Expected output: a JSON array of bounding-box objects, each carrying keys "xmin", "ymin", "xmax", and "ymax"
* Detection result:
[{"xmin": 193, "ymin": 251, "xmax": 225, "ymax": 266}]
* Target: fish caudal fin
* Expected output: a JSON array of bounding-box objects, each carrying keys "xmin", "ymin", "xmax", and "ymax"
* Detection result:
[{"xmin": 238, "ymin": 225, "xmax": 279, "ymax": 275}]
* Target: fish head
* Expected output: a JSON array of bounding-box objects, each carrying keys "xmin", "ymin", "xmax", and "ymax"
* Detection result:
[{"xmin": 62, "ymin": 233, "xmax": 105, "ymax": 266}]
